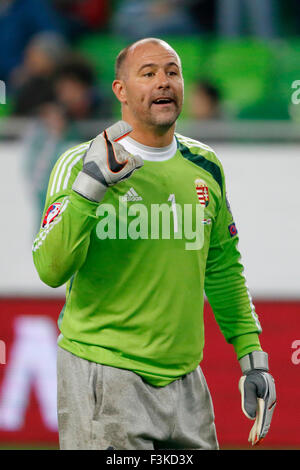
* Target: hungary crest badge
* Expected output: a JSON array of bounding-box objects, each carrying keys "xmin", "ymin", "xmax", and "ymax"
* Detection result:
[{"xmin": 195, "ymin": 179, "xmax": 209, "ymax": 207}]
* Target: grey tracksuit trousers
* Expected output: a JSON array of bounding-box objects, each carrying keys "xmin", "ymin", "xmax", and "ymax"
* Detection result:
[{"xmin": 57, "ymin": 346, "xmax": 219, "ymax": 450}]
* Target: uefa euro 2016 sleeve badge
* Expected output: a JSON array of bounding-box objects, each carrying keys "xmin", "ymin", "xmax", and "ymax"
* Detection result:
[
  {"xmin": 195, "ymin": 179, "xmax": 209, "ymax": 207},
  {"xmin": 228, "ymin": 221, "xmax": 238, "ymax": 237},
  {"xmin": 42, "ymin": 202, "xmax": 62, "ymax": 228}
]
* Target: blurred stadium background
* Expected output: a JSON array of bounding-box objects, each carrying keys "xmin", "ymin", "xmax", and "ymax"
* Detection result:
[{"xmin": 0, "ymin": 0, "xmax": 299, "ymax": 450}]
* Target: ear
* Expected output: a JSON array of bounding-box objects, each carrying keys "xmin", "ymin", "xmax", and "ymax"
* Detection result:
[{"xmin": 112, "ymin": 79, "xmax": 127, "ymax": 104}]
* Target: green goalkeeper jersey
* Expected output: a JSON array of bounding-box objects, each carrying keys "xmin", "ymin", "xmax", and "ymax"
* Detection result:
[{"xmin": 33, "ymin": 133, "xmax": 262, "ymax": 386}]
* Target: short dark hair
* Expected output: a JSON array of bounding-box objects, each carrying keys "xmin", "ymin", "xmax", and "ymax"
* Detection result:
[
  {"xmin": 55, "ymin": 55, "xmax": 95, "ymax": 86},
  {"xmin": 115, "ymin": 44, "xmax": 132, "ymax": 80},
  {"xmin": 195, "ymin": 80, "xmax": 221, "ymax": 104}
]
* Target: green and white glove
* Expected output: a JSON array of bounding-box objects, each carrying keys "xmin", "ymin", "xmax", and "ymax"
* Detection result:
[
  {"xmin": 72, "ymin": 121, "xmax": 144, "ymax": 202},
  {"xmin": 238, "ymin": 351, "xmax": 276, "ymax": 446}
]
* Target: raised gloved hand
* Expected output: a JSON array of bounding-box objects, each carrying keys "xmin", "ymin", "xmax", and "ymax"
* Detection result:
[
  {"xmin": 238, "ymin": 351, "xmax": 276, "ymax": 446},
  {"xmin": 72, "ymin": 120, "xmax": 144, "ymax": 202}
]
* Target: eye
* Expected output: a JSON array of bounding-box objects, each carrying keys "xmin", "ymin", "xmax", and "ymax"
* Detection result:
[
  {"xmin": 167, "ymin": 71, "xmax": 178, "ymax": 76},
  {"xmin": 144, "ymin": 72, "xmax": 154, "ymax": 77}
]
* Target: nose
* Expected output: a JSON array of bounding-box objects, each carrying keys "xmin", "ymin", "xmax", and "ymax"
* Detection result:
[{"xmin": 156, "ymin": 69, "xmax": 170, "ymax": 89}]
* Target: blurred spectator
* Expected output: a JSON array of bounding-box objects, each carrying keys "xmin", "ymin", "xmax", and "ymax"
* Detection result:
[
  {"xmin": 216, "ymin": 0, "xmax": 279, "ymax": 39},
  {"xmin": 0, "ymin": 0, "xmax": 64, "ymax": 86},
  {"xmin": 11, "ymin": 32, "xmax": 69, "ymax": 116},
  {"xmin": 187, "ymin": 80, "xmax": 224, "ymax": 120},
  {"xmin": 23, "ymin": 102, "xmax": 80, "ymax": 230},
  {"xmin": 53, "ymin": 55, "xmax": 112, "ymax": 120},
  {"xmin": 52, "ymin": 0, "xmax": 110, "ymax": 39},
  {"xmin": 112, "ymin": 0, "xmax": 201, "ymax": 40},
  {"xmin": 22, "ymin": 51, "xmax": 112, "ymax": 229}
]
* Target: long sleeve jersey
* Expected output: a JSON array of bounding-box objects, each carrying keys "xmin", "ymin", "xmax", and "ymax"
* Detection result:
[{"xmin": 32, "ymin": 132, "xmax": 262, "ymax": 386}]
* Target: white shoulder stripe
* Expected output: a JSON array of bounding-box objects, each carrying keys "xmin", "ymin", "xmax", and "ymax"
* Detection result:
[
  {"xmin": 50, "ymin": 143, "xmax": 89, "ymax": 196},
  {"xmin": 176, "ymin": 134, "xmax": 214, "ymax": 153},
  {"xmin": 62, "ymin": 153, "xmax": 85, "ymax": 191},
  {"xmin": 55, "ymin": 144, "xmax": 89, "ymax": 195},
  {"xmin": 50, "ymin": 143, "xmax": 88, "ymax": 196},
  {"xmin": 180, "ymin": 138, "xmax": 213, "ymax": 152}
]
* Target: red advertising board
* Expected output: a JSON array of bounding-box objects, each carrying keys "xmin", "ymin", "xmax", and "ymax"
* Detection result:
[
  {"xmin": 0, "ymin": 298, "xmax": 299, "ymax": 449},
  {"xmin": 0, "ymin": 298, "xmax": 63, "ymax": 445},
  {"xmin": 202, "ymin": 300, "xmax": 300, "ymax": 449}
]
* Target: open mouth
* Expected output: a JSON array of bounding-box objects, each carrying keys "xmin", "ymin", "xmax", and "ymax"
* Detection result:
[{"xmin": 152, "ymin": 98, "xmax": 175, "ymax": 106}]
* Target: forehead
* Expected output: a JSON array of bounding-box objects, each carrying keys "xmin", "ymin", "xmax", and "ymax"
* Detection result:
[{"xmin": 127, "ymin": 42, "xmax": 181, "ymax": 71}]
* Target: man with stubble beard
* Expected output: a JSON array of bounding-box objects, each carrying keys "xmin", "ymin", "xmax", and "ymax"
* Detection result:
[{"xmin": 33, "ymin": 38, "xmax": 276, "ymax": 450}]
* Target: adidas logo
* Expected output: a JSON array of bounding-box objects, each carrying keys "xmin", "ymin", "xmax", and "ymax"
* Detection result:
[{"xmin": 121, "ymin": 187, "xmax": 143, "ymax": 202}]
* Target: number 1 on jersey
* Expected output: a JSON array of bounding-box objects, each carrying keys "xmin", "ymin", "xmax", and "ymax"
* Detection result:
[{"xmin": 168, "ymin": 193, "xmax": 178, "ymax": 233}]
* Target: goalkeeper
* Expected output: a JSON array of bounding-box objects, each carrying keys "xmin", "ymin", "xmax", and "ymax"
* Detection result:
[{"xmin": 32, "ymin": 38, "xmax": 276, "ymax": 450}]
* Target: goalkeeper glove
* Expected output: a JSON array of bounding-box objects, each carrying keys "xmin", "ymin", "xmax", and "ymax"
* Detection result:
[
  {"xmin": 238, "ymin": 351, "xmax": 276, "ymax": 446},
  {"xmin": 72, "ymin": 120, "xmax": 144, "ymax": 202}
]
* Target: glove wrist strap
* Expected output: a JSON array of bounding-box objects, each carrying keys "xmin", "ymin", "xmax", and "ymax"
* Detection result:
[
  {"xmin": 72, "ymin": 171, "xmax": 107, "ymax": 203},
  {"xmin": 239, "ymin": 351, "xmax": 269, "ymax": 374}
]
